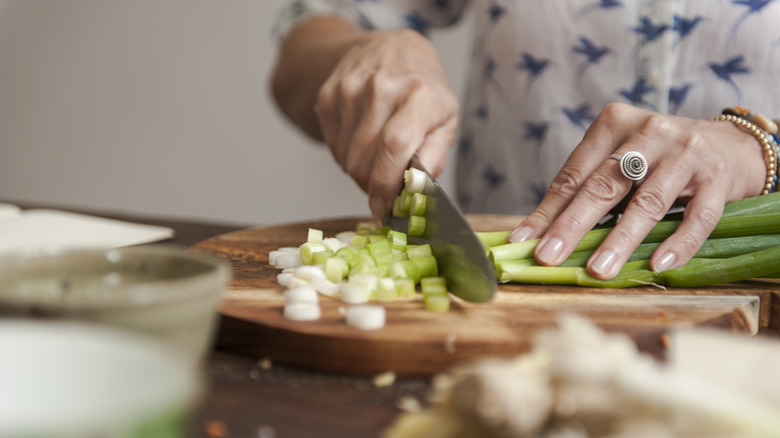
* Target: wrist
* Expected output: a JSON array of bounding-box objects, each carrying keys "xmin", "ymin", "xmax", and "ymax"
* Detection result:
[{"xmin": 710, "ymin": 107, "xmax": 779, "ymax": 195}]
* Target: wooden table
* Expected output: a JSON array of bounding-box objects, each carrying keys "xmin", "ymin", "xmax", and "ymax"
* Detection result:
[{"xmin": 6, "ymin": 201, "xmax": 780, "ymax": 438}]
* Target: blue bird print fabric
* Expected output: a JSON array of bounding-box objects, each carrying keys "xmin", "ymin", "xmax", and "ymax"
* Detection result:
[{"xmin": 275, "ymin": 0, "xmax": 780, "ymax": 215}]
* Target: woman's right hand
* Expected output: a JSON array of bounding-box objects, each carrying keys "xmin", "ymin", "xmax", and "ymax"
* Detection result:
[{"xmin": 314, "ymin": 27, "xmax": 459, "ymax": 218}]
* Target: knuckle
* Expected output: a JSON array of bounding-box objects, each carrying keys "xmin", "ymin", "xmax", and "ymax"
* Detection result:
[
  {"xmin": 605, "ymin": 227, "xmax": 636, "ymax": 249},
  {"xmin": 668, "ymin": 227, "xmax": 707, "ymax": 257},
  {"xmin": 642, "ymin": 113, "xmax": 674, "ymax": 135},
  {"xmin": 316, "ymin": 84, "xmax": 335, "ymax": 111},
  {"xmin": 368, "ymin": 71, "xmax": 396, "ymax": 99},
  {"xmin": 688, "ymin": 205, "xmax": 722, "ymax": 230},
  {"xmin": 548, "ymin": 166, "xmax": 585, "ymax": 198},
  {"xmin": 598, "ymin": 102, "xmax": 632, "ymax": 127},
  {"xmin": 551, "ymin": 213, "xmax": 588, "ymax": 235},
  {"xmin": 338, "ymin": 73, "xmax": 366, "ymax": 100},
  {"xmin": 678, "ymin": 130, "xmax": 712, "ymax": 160},
  {"xmin": 382, "ymin": 126, "xmax": 413, "ymax": 153},
  {"xmin": 631, "ymin": 189, "xmax": 669, "ymax": 221},
  {"xmin": 581, "ymin": 172, "xmax": 623, "ymax": 204}
]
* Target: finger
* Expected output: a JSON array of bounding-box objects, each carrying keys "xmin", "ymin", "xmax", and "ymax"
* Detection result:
[
  {"xmin": 585, "ymin": 156, "xmax": 694, "ymax": 279},
  {"xmin": 342, "ymin": 78, "xmax": 398, "ymax": 193},
  {"xmin": 533, "ymin": 158, "xmax": 635, "ymax": 267},
  {"xmin": 333, "ymin": 71, "xmax": 371, "ymax": 172},
  {"xmin": 533, "ymin": 117, "xmax": 677, "ymax": 268},
  {"xmin": 510, "ymin": 103, "xmax": 646, "ymax": 242},
  {"xmin": 415, "ymin": 115, "xmax": 458, "ymax": 178},
  {"xmin": 650, "ymin": 187, "xmax": 726, "ymax": 273},
  {"xmin": 367, "ymin": 88, "xmax": 457, "ymax": 217},
  {"xmin": 315, "ymin": 80, "xmax": 340, "ymax": 153}
]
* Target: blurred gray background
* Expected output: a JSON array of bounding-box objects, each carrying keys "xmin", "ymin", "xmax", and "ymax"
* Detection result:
[{"xmin": 0, "ymin": 1, "xmax": 471, "ymax": 226}]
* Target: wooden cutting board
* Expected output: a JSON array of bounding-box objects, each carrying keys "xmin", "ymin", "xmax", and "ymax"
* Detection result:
[{"xmin": 190, "ymin": 215, "xmax": 779, "ymax": 377}]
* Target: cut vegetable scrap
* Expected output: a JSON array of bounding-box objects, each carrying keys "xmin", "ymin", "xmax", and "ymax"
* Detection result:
[{"xmin": 373, "ymin": 370, "xmax": 397, "ymax": 387}]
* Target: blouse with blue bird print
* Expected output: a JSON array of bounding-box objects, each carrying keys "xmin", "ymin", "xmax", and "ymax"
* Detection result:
[{"xmin": 276, "ymin": 0, "xmax": 780, "ymax": 215}]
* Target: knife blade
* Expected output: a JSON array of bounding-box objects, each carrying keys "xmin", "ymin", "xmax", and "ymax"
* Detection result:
[{"xmin": 383, "ymin": 155, "xmax": 497, "ymax": 302}]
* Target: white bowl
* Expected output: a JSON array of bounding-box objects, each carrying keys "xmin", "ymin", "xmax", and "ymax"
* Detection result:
[
  {"xmin": 0, "ymin": 246, "xmax": 230, "ymax": 365},
  {"xmin": 0, "ymin": 321, "xmax": 199, "ymax": 437}
]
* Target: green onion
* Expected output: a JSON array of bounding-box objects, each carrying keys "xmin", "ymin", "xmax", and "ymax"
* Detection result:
[
  {"xmin": 420, "ymin": 276, "xmax": 447, "ymax": 295},
  {"xmin": 307, "ymin": 228, "xmax": 323, "ymax": 243},
  {"xmin": 424, "ymin": 295, "xmax": 450, "ymax": 312},
  {"xmin": 476, "ymin": 231, "xmax": 511, "ymax": 247},
  {"xmin": 488, "ymin": 194, "xmax": 780, "ymax": 288},
  {"xmin": 386, "ymin": 230, "xmax": 407, "ymax": 251},
  {"xmin": 311, "ymin": 249, "xmax": 333, "ymax": 265},
  {"xmin": 299, "ymin": 242, "xmax": 326, "ymax": 265},
  {"xmin": 406, "ymin": 244, "xmax": 433, "ymax": 259},
  {"xmin": 411, "ymin": 255, "xmax": 438, "ymax": 279},
  {"xmin": 410, "ymin": 193, "xmax": 427, "ymax": 216},
  {"xmin": 395, "ymin": 278, "xmax": 416, "ymax": 298},
  {"xmin": 661, "ymin": 246, "xmax": 780, "ymax": 287},
  {"xmin": 408, "ymin": 215, "xmax": 426, "ymax": 237}
]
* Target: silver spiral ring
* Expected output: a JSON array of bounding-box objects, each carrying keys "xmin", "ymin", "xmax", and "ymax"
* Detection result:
[{"xmin": 609, "ymin": 151, "xmax": 647, "ymax": 181}]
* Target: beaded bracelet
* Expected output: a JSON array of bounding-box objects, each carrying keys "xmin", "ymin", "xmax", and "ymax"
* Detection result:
[{"xmin": 710, "ymin": 107, "xmax": 778, "ymax": 195}]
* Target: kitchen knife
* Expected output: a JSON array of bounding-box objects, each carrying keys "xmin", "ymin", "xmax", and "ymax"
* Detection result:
[{"xmin": 383, "ymin": 155, "xmax": 497, "ymax": 302}]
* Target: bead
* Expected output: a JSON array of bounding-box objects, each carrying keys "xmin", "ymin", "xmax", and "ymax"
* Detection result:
[
  {"xmin": 710, "ymin": 112, "xmax": 778, "ymax": 195},
  {"xmin": 723, "ymin": 106, "xmax": 752, "ymax": 117},
  {"xmin": 753, "ymin": 113, "xmax": 778, "ymax": 135},
  {"xmin": 734, "ymin": 105, "xmax": 752, "ymax": 117}
]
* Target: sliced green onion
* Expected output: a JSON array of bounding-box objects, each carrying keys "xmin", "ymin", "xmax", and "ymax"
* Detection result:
[
  {"xmin": 395, "ymin": 278, "xmax": 416, "ymax": 298},
  {"xmin": 410, "ymin": 193, "xmax": 427, "ymax": 216},
  {"xmin": 424, "ymin": 295, "xmax": 450, "ymax": 313},
  {"xmin": 348, "ymin": 273, "xmax": 378, "ymax": 293},
  {"xmin": 356, "ymin": 221, "xmax": 377, "ymax": 235},
  {"xmin": 408, "ymin": 215, "xmax": 426, "ymax": 237},
  {"xmin": 387, "ymin": 230, "xmax": 408, "ymax": 251},
  {"xmin": 388, "ymin": 260, "xmax": 422, "ymax": 283},
  {"xmin": 392, "ymin": 189, "xmax": 413, "ymax": 217},
  {"xmin": 350, "ymin": 234, "xmax": 370, "ymax": 248},
  {"xmin": 411, "ymin": 255, "xmax": 438, "ymax": 279},
  {"xmin": 307, "ymin": 228, "xmax": 323, "ymax": 243},
  {"xmin": 404, "ymin": 167, "xmax": 426, "ymax": 193},
  {"xmin": 283, "ymin": 286, "xmax": 318, "ymax": 304},
  {"xmin": 283, "ymin": 302, "xmax": 321, "ymax": 321},
  {"xmin": 346, "ymin": 305, "xmax": 386, "ymax": 330},
  {"xmin": 311, "ymin": 249, "xmax": 333, "ymax": 265},
  {"xmin": 340, "ymin": 283, "xmax": 370, "ymax": 304},
  {"xmin": 373, "ymin": 277, "xmax": 398, "ymax": 301},
  {"xmin": 420, "ymin": 277, "xmax": 447, "ymax": 295},
  {"xmin": 406, "ymin": 244, "xmax": 433, "ymax": 259},
  {"xmin": 325, "ymin": 257, "xmax": 348, "ymax": 283},
  {"xmin": 335, "ymin": 247, "xmax": 357, "ymax": 260},
  {"xmin": 299, "ymin": 242, "xmax": 326, "ymax": 265}
]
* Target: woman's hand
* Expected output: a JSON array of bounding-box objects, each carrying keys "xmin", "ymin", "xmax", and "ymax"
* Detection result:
[
  {"xmin": 510, "ymin": 102, "xmax": 768, "ymax": 279},
  {"xmin": 314, "ymin": 28, "xmax": 459, "ymax": 218}
]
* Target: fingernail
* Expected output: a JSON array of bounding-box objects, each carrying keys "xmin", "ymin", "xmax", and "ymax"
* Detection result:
[
  {"xmin": 509, "ymin": 226, "xmax": 534, "ymax": 242},
  {"xmin": 536, "ymin": 237, "xmax": 564, "ymax": 265},
  {"xmin": 370, "ymin": 197, "xmax": 388, "ymax": 218},
  {"xmin": 654, "ymin": 252, "xmax": 677, "ymax": 273},
  {"xmin": 590, "ymin": 250, "xmax": 617, "ymax": 276}
]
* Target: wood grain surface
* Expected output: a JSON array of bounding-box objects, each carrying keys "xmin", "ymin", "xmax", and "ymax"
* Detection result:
[{"xmin": 190, "ymin": 215, "xmax": 777, "ymax": 377}]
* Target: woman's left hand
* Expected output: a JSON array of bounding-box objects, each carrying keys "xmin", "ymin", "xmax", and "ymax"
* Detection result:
[{"xmin": 509, "ymin": 102, "xmax": 768, "ymax": 279}]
